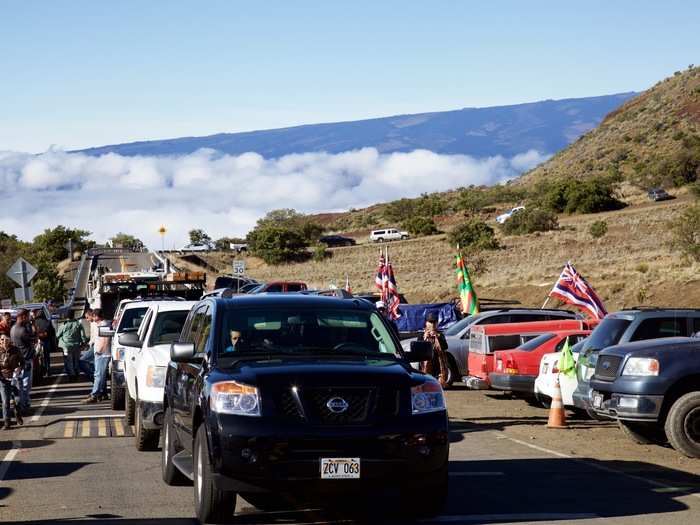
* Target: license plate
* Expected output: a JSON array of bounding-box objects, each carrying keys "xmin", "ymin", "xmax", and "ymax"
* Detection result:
[
  {"xmin": 592, "ymin": 393, "xmax": 603, "ymax": 408},
  {"xmin": 320, "ymin": 458, "xmax": 360, "ymax": 479}
]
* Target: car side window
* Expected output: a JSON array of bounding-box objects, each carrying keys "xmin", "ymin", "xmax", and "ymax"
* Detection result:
[
  {"xmin": 183, "ymin": 306, "xmax": 205, "ymax": 344},
  {"xmin": 266, "ymin": 284, "xmax": 283, "ymax": 292},
  {"xmin": 630, "ymin": 317, "xmax": 686, "ymax": 341},
  {"xmin": 137, "ymin": 310, "xmax": 154, "ymax": 341},
  {"xmin": 194, "ymin": 306, "xmax": 212, "ymax": 355},
  {"xmin": 693, "ymin": 317, "xmax": 700, "ymax": 336}
]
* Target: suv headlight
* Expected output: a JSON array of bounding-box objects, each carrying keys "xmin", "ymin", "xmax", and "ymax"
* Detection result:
[
  {"xmin": 210, "ymin": 381, "xmax": 261, "ymax": 417},
  {"xmin": 411, "ymin": 380, "xmax": 446, "ymax": 414},
  {"xmin": 622, "ymin": 357, "xmax": 659, "ymax": 376},
  {"xmin": 146, "ymin": 366, "xmax": 166, "ymax": 388}
]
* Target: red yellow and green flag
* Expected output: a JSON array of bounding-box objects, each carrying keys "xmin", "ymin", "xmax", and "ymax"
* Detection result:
[{"xmin": 456, "ymin": 252, "xmax": 479, "ymax": 315}]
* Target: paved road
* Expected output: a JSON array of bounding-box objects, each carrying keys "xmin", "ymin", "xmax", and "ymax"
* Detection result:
[{"xmin": 2, "ymin": 366, "xmax": 700, "ymax": 524}]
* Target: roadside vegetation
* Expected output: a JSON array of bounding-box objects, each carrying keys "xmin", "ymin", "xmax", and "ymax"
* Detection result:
[{"xmin": 247, "ymin": 209, "xmax": 325, "ymax": 265}]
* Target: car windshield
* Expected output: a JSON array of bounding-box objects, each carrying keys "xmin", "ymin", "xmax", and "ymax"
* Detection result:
[
  {"xmin": 580, "ymin": 318, "xmax": 631, "ymax": 352},
  {"xmin": 516, "ymin": 333, "xmax": 556, "ymax": 351},
  {"xmin": 117, "ymin": 307, "xmax": 148, "ymax": 332},
  {"xmin": 445, "ymin": 315, "xmax": 479, "ymax": 336},
  {"xmin": 218, "ymin": 308, "xmax": 400, "ymax": 358},
  {"xmin": 149, "ymin": 310, "xmax": 189, "ymax": 346}
]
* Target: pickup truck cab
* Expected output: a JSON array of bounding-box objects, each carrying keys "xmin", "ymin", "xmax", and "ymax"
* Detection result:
[
  {"xmin": 572, "ymin": 309, "xmax": 700, "ymax": 416},
  {"xmin": 119, "ymin": 301, "xmax": 196, "ymax": 450},
  {"xmin": 369, "ymin": 228, "xmax": 409, "ymax": 243},
  {"xmin": 490, "ymin": 329, "xmax": 591, "ymax": 395},
  {"xmin": 589, "ymin": 336, "xmax": 700, "ymax": 456},
  {"xmin": 161, "ymin": 294, "xmax": 448, "ymax": 522}
]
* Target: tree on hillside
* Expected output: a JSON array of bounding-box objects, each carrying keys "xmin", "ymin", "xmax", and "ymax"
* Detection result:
[
  {"xmin": 110, "ymin": 233, "xmax": 143, "ymax": 250},
  {"xmin": 188, "ymin": 229, "xmax": 212, "ymax": 246},
  {"xmin": 247, "ymin": 224, "xmax": 307, "ymax": 265},
  {"xmin": 254, "ymin": 209, "xmax": 324, "ymax": 244},
  {"xmin": 448, "ymin": 220, "xmax": 500, "ymax": 251}
]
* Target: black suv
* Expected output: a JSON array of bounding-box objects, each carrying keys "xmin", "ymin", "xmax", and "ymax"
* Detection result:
[{"xmin": 161, "ymin": 295, "xmax": 449, "ymax": 522}]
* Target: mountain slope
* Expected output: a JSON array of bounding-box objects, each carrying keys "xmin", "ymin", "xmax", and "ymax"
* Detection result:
[
  {"xmin": 76, "ymin": 93, "xmax": 635, "ymax": 158},
  {"xmin": 521, "ymin": 67, "xmax": 700, "ymax": 187}
]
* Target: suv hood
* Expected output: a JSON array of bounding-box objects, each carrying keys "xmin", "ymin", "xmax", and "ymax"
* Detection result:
[
  {"xmin": 212, "ymin": 356, "xmax": 420, "ymax": 389},
  {"xmin": 599, "ymin": 337, "xmax": 700, "ymax": 359}
]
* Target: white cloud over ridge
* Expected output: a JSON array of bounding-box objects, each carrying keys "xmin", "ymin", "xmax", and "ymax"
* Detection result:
[{"xmin": 0, "ymin": 148, "xmax": 549, "ymax": 247}]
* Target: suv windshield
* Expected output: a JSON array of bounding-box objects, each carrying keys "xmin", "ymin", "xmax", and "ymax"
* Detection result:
[
  {"xmin": 580, "ymin": 317, "xmax": 631, "ymax": 352},
  {"xmin": 118, "ymin": 307, "xmax": 148, "ymax": 332},
  {"xmin": 149, "ymin": 310, "xmax": 189, "ymax": 346},
  {"xmin": 219, "ymin": 308, "xmax": 400, "ymax": 358}
]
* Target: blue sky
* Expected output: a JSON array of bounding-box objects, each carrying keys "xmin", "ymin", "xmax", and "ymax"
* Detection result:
[{"xmin": 2, "ymin": 1, "xmax": 699, "ymax": 153}]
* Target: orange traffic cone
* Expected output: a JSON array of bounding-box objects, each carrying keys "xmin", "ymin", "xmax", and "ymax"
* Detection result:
[{"xmin": 547, "ymin": 377, "xmax": 568, "ymax": 429}]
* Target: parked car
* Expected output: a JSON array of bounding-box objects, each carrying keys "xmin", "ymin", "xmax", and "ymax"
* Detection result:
[
  {"xmin": 401, "ymin": 308, "xmax": 580, "ymax": 388},
  {"xmin": 589, "ymin": 336, "xmax": 700, "ymax": 456},
  {"xmin": 319, "ymin": 235, "xmax": 357, "ymax": 247},
  {"xmin": 647, "ymin": 188, "xmax": 672, "ymax": 202},
  {"xmin": 180, "ymin": 243, "xmax": 212, "ymax": 252},
  {"xmin": 495, "ymin": 206, "xmax": 525, "ymax": 224},
  {"xmin": 213, "ymin": 276, "xmax": 257, "ymax": 291},
  {"xmin": 534, "ymin": 339, "xmax": 588, "ymax": 408},
  {"xmin": 228, "ymin": 242, "xmax": 248, "ymax": 253},
  {"xmin": 162, "ymin": 294, "xmax": 449, "ymax": 521},
  {"xmin": 249, "ymin": 281, "xmax": 308, "ymax": 293},
  {"xmin": 465, "ymin": 319, "xmax": 595, "ymax": 390},
  {"xmin": 490, "ymin": 329, "xmax": 591, "ymax": 395},
  {"xmin": 369, "ymin": 228, "xmax": 409, "ymax": 243},
  {"xmin": 572, "ymin": 309, "xmax": 700, "ymax": 417},
  {"xmin": 120, "ymin": 300, "xmax": 197, "ymax": 450},
  {"xmin": 99, "ymin": 300, "xmax": 151, "ymax": 410}
]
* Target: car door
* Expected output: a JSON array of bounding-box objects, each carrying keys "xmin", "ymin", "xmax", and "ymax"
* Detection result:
[
  {"xmin": 125, "ymin": 308, "xmax": 153, "ymax": 399},
  {"xmin": 172, "ymin": 305, "xmax": 202, "ymax": 438}
]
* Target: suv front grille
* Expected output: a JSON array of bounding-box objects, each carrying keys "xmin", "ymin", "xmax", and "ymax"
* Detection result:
[
  {"xmin": 275, "ymin": 387, "xmax": 400, "ymax": 424},
  {"xmin": 595, "ymin": 355, "xmax": 623, "ymax": 380}
]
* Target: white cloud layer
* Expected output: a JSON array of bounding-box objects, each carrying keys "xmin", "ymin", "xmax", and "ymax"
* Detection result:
[{"xmin": 0, "ymin": 148, "xmax": 549, "ymax": 247}]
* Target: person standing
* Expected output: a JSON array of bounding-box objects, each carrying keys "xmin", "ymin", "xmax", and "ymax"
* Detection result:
[
  {"xmin": 84, "ymin": 310, "xmax": 111, "ymax": 404},
  {"xmin": 418, "ymin": 313, "xmax": 450, "ymax": 387},
  {"xmin": 57, "ymin": 310, "xmax": 87, "ymax": 381},
  {"xmin": 0, "ymin": 334, "xmax": 24, "ymax": 429},
  {"xmin": 33, "ymin": 309, "xmax": 57, "ymax": 378},
  {"xmin": 10, "ymin": 309, "xmax": 35, "ymax": 414},
  {"xmin": 0, "ymin": 312, "xmax": 12, "ymax": 337}
]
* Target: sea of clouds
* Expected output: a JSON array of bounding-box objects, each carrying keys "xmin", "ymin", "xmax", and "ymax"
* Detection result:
[{"xmin": 0, "ymin": 148, "xmax": 549, "ymax": 247}]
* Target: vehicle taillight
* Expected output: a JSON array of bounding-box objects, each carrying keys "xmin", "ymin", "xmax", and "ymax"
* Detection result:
[{"xmin": 505, "ymin": 357, "xmax": 518, "ymax": 375}]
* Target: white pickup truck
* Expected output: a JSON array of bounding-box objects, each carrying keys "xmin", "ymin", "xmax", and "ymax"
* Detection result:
[
  {"xmin": 369, "ymin": 228, "xmax": 409, "ymax": 243},
  {"xmin": 118, "ymin": 300, "xmax": 196, "ymax": 450}
]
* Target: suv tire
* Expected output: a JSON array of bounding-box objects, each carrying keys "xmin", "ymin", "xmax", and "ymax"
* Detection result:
[
  {"xmin": 111, "ymin": 381, "xmax": 125, "ymax": 410},
  {"xmin": 443, "ymin": 354, "xmax": 459, "ymax": 389},
  {"xmin": 134, "ymin": 396, "xmax": 160, "ymax": 451},
  {"xmin": 194, "ymin": 425, "xmax": 237, "ymax": 523},
  {"xmin": 619, "ymin": 420, "xmax": 667, "ymax": 445},
  {"xmin": 377, "ymin": 237, "xmax": 384, "ymax": 243},
  {"xmin": 125, "ymin": 390, "xmax": 136, "ymax": 425},
  {"xmin": 162, "ymin": 407, "xmax": 188, "ymax": 486},
  {"xmin": 665, "ymin": 391, "xmax": 700, "ymax": 458},
  {"xmin": 401, "ymin": 235, "xmax": 408, "ymax": 240}
]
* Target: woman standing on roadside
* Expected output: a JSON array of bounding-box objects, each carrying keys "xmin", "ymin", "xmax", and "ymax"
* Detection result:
[
  {"xmin": 0, "ymin": 334, "xmax": 24, "ymax": 429},
  {"xmin": 418, "ymin": 313, "xmax": 450, "ymax": 387}
]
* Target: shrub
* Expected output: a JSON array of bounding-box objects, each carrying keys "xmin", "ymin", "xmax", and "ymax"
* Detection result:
[
  {"xmin": 448, "ymin": 220, "xmax": 500, "ymax": 251},
  {"xmin": 311, "ymin": 244, "xmax": 331, "ymax": 262},
  {"xmin": 690, "ymin": 180, "xmax": 700, "ymax": 199},
  {"xmin": 536, "ymin": 177, "xmax": 625, "ymax": 214},
  {"xmin": 670, "ymin": 204, "xmax": 700, "ymax": 262},
  {"xmin": 383, "ymin": 193, "xmax": 447, "ymax": 222},
  {"xmin": 500, "ymin": 208, "xmax": 558, "ymax": 235},
  {"xmin": 589, "ymin": 220, "xmax": 608, "ymax": 239},
  {"xmin": 402, "ymin": 216, "xmax": 439, "ymax": 237},
  {"xmin": 247, "ymin": 225, "xmax": 307, "ymax": 265}
]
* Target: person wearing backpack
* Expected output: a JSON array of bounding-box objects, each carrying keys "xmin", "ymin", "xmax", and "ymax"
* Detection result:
[{"xmin": 57, "ymin": 310, "xmax": 87, "ymax": 381}]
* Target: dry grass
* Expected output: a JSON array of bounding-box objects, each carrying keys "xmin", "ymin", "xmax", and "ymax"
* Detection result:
[{"xmin": 178, "ymin": 191, "xmax": 700, "ymax": 310}]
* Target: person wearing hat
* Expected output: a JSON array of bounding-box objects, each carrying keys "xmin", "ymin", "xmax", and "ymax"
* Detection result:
[{"xmin": 418, "ymin": 312, "xmax": 449, "ymax": 387}]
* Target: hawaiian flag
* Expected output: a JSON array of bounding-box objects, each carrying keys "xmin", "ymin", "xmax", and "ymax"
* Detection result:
[
  {"xmin": 384, "ymin": 258, "xmax": 401, "ymax": 320},
  {"xmin": 344, "ymin": 274, "xmax": 352, "ymax": 294},
  {"xmin": 549, "ymin": 262, "xmax": 607, "ymax": 319},
  {"xmin": 375, "ymin": 252, "xmax": 386, "ymax": 295}
]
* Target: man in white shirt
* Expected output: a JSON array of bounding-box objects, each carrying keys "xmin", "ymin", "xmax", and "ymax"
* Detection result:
[{"xmin": 83, "ymin": 309, "xmax": 111, "ymax": 404}]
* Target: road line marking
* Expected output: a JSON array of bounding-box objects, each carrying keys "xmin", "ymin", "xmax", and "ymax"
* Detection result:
[
  {"xmin": 449, "ymin": 471, "xmax": 504, "ymax": 477},
  {"xmin": 63, "ymin": 414, "xmax": 123, "ymax": 420},
  {"xmin": 81, "ymin": 420, "xmax": 91, "ymax": 437},
  {"xmin": 114, "ymin": 418, "xmax": 125, "ymax": 436},
  {"xmin": 496, "ymin": 431, "xmax": 700, "ymax": 499},
  {"xmin": 31, "ymin": 375, "xmax": 63, "ymax": 422},
  {"xmin": 97, "ymin": 418, "xmax": 107, "ymax": 437},
  {"xmin": 63, "ymin": 420, "xmax": 75, "ymax": 438},
  {"xmin": 428, "ymin": 513, "xmax": 598, "ymax": 522}
]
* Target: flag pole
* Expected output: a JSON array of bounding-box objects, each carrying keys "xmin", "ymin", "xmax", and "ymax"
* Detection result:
[{"xmin": 541, "ymin": 296, "xmax": 550, "ymax": 309}]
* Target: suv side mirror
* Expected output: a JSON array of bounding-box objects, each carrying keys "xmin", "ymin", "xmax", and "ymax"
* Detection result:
[
  {"xmin": 118, "ymin": 332, "xmax": 142, "ymax": 348},
  {"xmin": 99, "ymin": 326, "xmax": 115, "ymax": 338},
  {"xmin": 407, "ymin": 341, "xmax": 433, "ymax": 362},
  {"xmin": 171, "ymin": 342, "xmax": 196, "ymax": 362}
]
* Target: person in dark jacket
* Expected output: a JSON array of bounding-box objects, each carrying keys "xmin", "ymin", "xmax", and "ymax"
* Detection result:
[
  {"xmin": 0, "ymin": 334, "xmax": 24, "ymax": 429},
  {"xmin": 10, "ymin": 309, "xmax": 35, "ymax": 414},
  {"xmin": 33, "ymin": 308, "xmax": 57, "ymax": 378},
  {"xmin": 417, "ymin": 312, "xmax": 449, "ymax": 387}
]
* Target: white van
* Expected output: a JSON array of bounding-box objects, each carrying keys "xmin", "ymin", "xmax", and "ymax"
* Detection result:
[{"xmin": 369, "ymin": 228, "xmax": 409, "ymax": 243}]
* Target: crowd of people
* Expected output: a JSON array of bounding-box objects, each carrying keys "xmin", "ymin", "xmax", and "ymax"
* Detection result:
[{"xmin": 0, "ymin": 306, "xmax": 112, "ymax": 429}]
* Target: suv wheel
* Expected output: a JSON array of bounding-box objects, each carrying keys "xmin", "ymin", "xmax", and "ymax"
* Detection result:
[
  {"xmin": 134, "ymin": 396, "xmax": 160, "ymax": 451},
  {"xmin": 443, "ymin": 354, "xmax": 459, "ymax": 389},
  {"xmin": 162, "ymin": 407, "xmax": 188, "ymax": 485},
  {"xmin": 125, "ymin": 390, "xmax": 136, "ymax": 425},
  {"xmin": 665, "ymin": 391, "xmax": 700, "ymax": 458},
  {"xmin": 619, "ymin": 420, "xmax": 667, "ymax": 445},
  {"xmin": 111, "ymin": 381, "xmax": 125, "ymax": 410},
  {"xmin": 376, "ymin": 237, "xmax": 384, "ymax": 243},
  {"xmin": 194, "ymin": 425, "xmax": 237, "ymax": 523},
  {"xmin": 400, "ymin": 235, "xmax": 408, "ymax": 240}
]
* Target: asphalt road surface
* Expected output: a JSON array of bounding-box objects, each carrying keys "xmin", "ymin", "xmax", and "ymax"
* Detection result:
[{"xmin": 2, "ymin": 365, "xmax": 700, "ymax": 525}]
